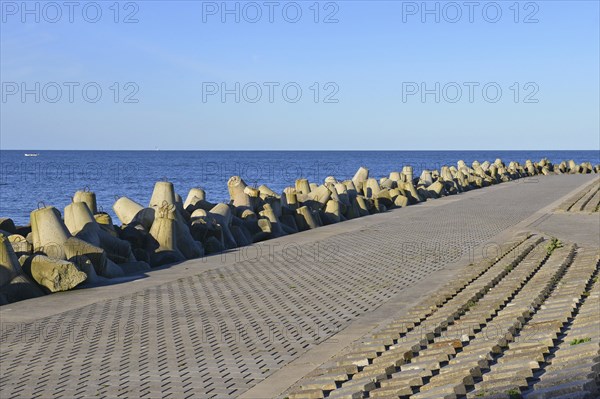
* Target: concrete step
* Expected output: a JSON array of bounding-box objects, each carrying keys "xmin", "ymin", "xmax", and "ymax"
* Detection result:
[
  {"xmin": 416, "ymin": 244, "xmax": 575, "ymax": 396},
  {"xmin": 473, "ymin": 374, "xmax": 529, "ymax": 393},
  {"xmin": 525, "ymin": 379, "xmax": 598, "ymax": 399},
  {"xmin": 410, "ymin": 382, "xmax": 467, "ymax": 398},
  {"xmin": 534, "ymin": 368, "xmax": 598, "ymax": 389},
  {"xmin": 288, "ymin": 389, "xmax": 325, "ymax": 399},
  {"xmin": 369, "ymin": 382, "xmax": 414, "ymax": 398},
  {"xmin": 511, "ymin": 251, "xmax": 599, "ymax": 398}
]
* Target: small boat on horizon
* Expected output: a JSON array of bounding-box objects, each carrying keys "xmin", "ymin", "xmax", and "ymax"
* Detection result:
[{"xmin": 24, "ymin": 153, "xmax": 39, "ymax": 157}]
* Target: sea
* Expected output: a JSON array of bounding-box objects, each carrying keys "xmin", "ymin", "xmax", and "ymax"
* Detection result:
[{"xmin": 1, "ymin": 150, "xmax": 598, "ymax": 226}]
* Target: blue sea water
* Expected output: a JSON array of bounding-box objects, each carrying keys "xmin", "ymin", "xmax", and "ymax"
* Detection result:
[{"xmin": 1, "ymin": 150, "xmax": 598, "ymax": 226}]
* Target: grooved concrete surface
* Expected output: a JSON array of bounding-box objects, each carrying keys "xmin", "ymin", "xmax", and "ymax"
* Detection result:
[{"xmin": 0, "ymin": 175, "xmax": 596, "ymax": 399}]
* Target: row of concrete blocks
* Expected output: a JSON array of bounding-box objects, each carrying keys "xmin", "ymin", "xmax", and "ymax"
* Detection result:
[
  {"xmin": 466, "ymin": 247, "xmax": 600, "ymax": 398},
  {"xmin": 408, "ymin": 243, "xmax": 577, "ymax": 399},
  {"xmin": 0, "ymin": 158, "xmax": 597, "ymax": 305},
  {"xmin": 287, "ymin": 238, "xmax": 599, "ymax": 399},
  {"xmin": 109, "ymin": 157, "xmax": 596, "ymax": 270},
  {"xmin": 286, "ymin": 234, "xmax": 543, "ymax": 398},
  {"xmin": 558, "ymin": 179, "xmax": 600, "ymax": 213}
]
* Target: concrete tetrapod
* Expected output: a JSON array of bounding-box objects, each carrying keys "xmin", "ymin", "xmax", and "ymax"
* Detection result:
[
  {"xmin": 0, "ymin": 218, "xmax": 17, "ymax": 234},
  {"xmin": 488, "ymin": 164, "xmax": 498, "ymax": 179},
  {"xmin": 148, "ymin": 182, "xmax": 205, "ymax": 261},
  {"xmin": 374, "ymin": 188, "xmax": 394, "ymax": 207},
  {"xmin": 389, "ymin": 172, "xmax": 401, "ymax": 185},
  {"xmin": 68, "ymin": 254, "xmax": 104, "ymax": 284},
  {"xmin": 259, "ymin": 203, "xmax": 288, "ymax": 237},
  {"xmin": 380, "ymin": 178, "xmax": 394, "ymax": 190},
  {"xmin": 30, "ymin": 206, "xmax": 71, "ymax": 260},
  {"xmin": 184, "ymin": 188, "xmax": 206, "ymax": 210},
  {"xmin": 365, "ymin": 178, "xmax": 381, "ymax": 198},
  {"xmin": 283, "ymin": 188, "xmax": 299, "ymax": 210},
  {"xmin": 557, "ymin": 161, "xmax": 567, "ymax": 173},
  {"xmin": 149, "ymin": 181, "xmax": 177, "ymax": 208},
  {"xmin": 264, "ymin": 196, "xmax": 284, "ymax": 219},
  {"xmin": 334, "ymin": 183, "xmax": 351, "ymax": 206},
  {"xmin": 244, "ymin": 186, "xmax": 261, "ymax": 209},
  {"xmin": 387, "ymin": 188, "xmax": 407, "ymax": 207},
  {"xmin": 343, "ymin": 180, "xmax": 358, "ymax": 197},
  {"xmin": 0, "ymin": 233, "xmax": 22, "ymax": 286},
  {"xmin": 400, "ymin": 180, "xmax": 422, "ymax": 203},
  {"xmin": 8, "ymin": 234, "xmax": 32, "ymax": 256},
  {"xmin": 209, "ymin": 203, "xmax": 238, "ymax": 249},
  {"xmin": 0, "ymin": 273, "xmax": 45, "ymax": 304},
  {"xmin": 295, "ymin": 179, "xmax": 311, "ymax": 195},
  {"xmin": 63, "ymin": 237, "xmax": 125, "ymax": 278},
  {"xmin": 173, "ymin": 217, "xmax": 204, "ymax": 259},
  {"xmin": 113, "ymin": 196, "xmax": 155, "ymax": 229},
  {"xmin": 94, "ymin": 213, "xmax": 115, "ymax": 232},
  {"xmin": 568, "ymin": 160, "xmax": 577, "ymax": 173},
  {"xmin": 324, "ymin": 176, "xmax": 337, "ymax": 185},
  {"xmin": 73, "ymin": 189, "xmax": 98, "ymax": 214},
  {"xmin": 427, "ymin": 180, "xmax": 445, "ymax": 197},
  {"xmin": 234, "ymin": 216, "xmax": 267, "ymax": 243},
  {"xmin": 326, "ymin": 183, "xmax": 341, "ymax": 202},
  {"xmin": 343, "ymin": 198, "xmax": 361, "ymax": 219},
  {"xmin": 174, "ymin": 193, "xmax": 186, "ymax": 215},
  {"xmin": 352, "ymin": 166, "xmax": 369, "ymax": 189},
  {"xmin": 295, "ymin": 206, "xmax": 320, "ymax": 231},
  {"xmin": 1, "ymin": 234, "xmax": 56, "ymax": 302},
  {"xmin": 324, "ymin": 200, "xmax": 344, "ymax": 224},
  {"xmin": 306, "ymin": 185, "xmax": 331, "ymax": 210},
  {"xmin": 228, "ymin": 176, "xmax": 252, "ymax": 210},
  {"xmin": 402, "ymin": 165, "xmax": 414, "ymax": 183},
  {"xmin": 147, "ymin": 205, "xmax": 186, "ymax": 267},
  {"xmin": 65, "ymin": 201, "xmax": 136, "ymax": 264},
  {"xmin": 21, "ymin": 254, "xmax": 87, "ymax": 293},
  {"xmin": 440, "ymin": 166, "xmax": 454, "ymax": 182},
  {"xmin": 258, "ymin": 184, "xmax": 279, "ymax": 199},
  {"xmin": 190, "ymin": 213, "xmax": 221, "ymax": 245},
  {"xmin": 455, "ymin": 170, "xmax": 470, "ymax": 191},
  {"xmin": 64, "ymin": 200, "xmax": 101, "ymax": 234},
  {"xmin": 354, "ymin": 196, "xmax": 370, "ymax": 216},
  {"xmin": 419, "ymin": 170, "xmax": 434, "ymax": 186},
  {"xmin": 155, "ymin": 200, "xmax": 205, "ymax": 259},
  {"xmin": 257, "ymin": 218, "xmax": 272, "ymax": 236}
]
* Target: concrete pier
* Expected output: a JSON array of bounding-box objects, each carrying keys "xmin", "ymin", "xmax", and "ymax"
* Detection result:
[{"xmin": 1, "ymin": 175, "xmax": 598, "ymax": 399}]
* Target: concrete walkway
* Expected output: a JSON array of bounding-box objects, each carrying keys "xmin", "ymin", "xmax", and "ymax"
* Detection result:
[{"xmin": 0, "ymin": 175, "xmax": 597, "ymax": 399}]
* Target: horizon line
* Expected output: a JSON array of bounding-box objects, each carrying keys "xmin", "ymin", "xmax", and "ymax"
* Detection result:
[{"xmin": 2, "ymin": 149, "xmax": 599, "ymax": 152}]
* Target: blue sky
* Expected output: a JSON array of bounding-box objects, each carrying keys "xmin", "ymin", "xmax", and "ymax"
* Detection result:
[{"xmin": 1, "ymin": 1, "xmax": 599, "ymax": 150}]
